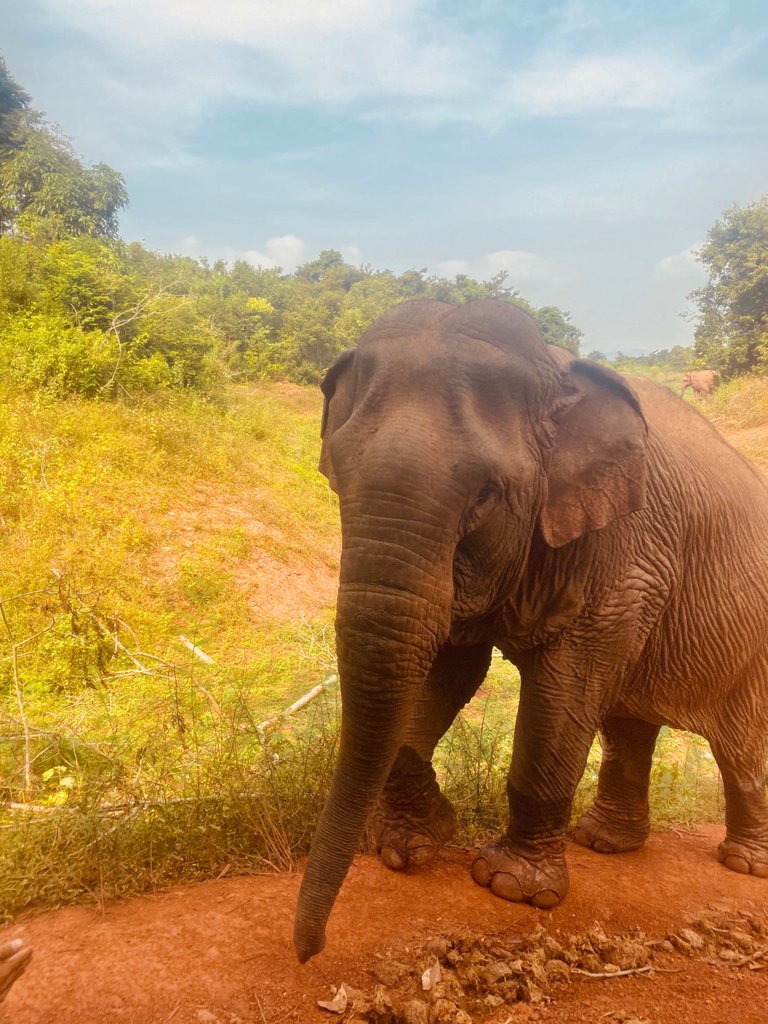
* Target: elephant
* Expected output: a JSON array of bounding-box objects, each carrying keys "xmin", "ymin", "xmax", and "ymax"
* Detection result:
[
  {"xmin": 681, "ymin": 369, "xmax": 716, "ymax": 399},
  {"xmin": 293, "ymin": 299, "xmax": 768, "ymax": 963}
]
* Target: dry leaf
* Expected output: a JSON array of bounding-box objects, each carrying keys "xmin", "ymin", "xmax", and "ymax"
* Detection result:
[
  {"xmin": 317, "ymin": 984, "xmax": 348, "ymax": 1014},
  {"xmin": 421, "ymin": 957, "xmax": 442, "ymax": 991}
]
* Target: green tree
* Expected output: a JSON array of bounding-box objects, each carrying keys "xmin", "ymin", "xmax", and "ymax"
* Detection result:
[
  {"xmin": 0, "ymin": 60, "xmax": 127, "ymax": 240},
  {"xmin": 295, "ymin": 249, "xmax": 364, "ymax": 289},
  {"xmin": 0, "ymin": 123, "xmax": 128, "ymax": 239},
  {"xmin": 0, "ymin": 57, "xmax": 31, "ymax": 154},
  {"xmin": 534, "ymin": 305, "xmax": 582, "ymax": 355},
  {"xmin": 332, "ymin": 272, "xmax": 404, "ymax": 348},
  {"xmin": 690, "ymin": 196, "xmax": 768, "ymax": 378}
]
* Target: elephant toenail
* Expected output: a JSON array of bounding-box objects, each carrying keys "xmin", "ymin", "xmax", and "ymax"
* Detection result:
[
  {"xmin": 723, "ymin": 854, "xmax": 750, "ymax": 874},
  {"xmin": 381, "ymin": 846, "xmax": 406, "ymax": 870},
  {"xmin": 752, "ymin": 863, "xmax": 768, "ymax": 878},
  {"xmin": 471, "ymin": 857, "xmax": 491, "ymax": 887},
  {"xmin": 409, "ymin": 844, "xmax": 433, "ymax": 866},
  {"xmin": 490, "ymin": 872, "xmax": 524, "ymax": 902},
  {"xmin": 532, "ymin": 889, "xmax": 560, "ymax": 909},
  {"xmin": 592, "ymin": 839, "xmax": 616, "ymax": 854},
  {"xmin": 572, "ymin": 827, "xmax": 588, "ymax": 848}
]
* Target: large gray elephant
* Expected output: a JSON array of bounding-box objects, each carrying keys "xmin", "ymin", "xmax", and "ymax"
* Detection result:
[{"xmin": 293, "ymin": 299, "xmax": 768, "ymax": 963}]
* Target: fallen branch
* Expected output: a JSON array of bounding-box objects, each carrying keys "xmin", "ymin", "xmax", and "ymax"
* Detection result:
[
  {"xmin": 573, "ymin": 964, "xmax": 684, "ymax": 980},
  {"xmin": 2, "ymin": 790, "xmax": 269, "ymax": 818},
  {"xmin": 179, "ymin": 635, "xmax": 215, "ymax": 664},
  {"xmin": 1, "ymin": 802, "xmax": 52, "ymax": 813},
  {"xmin": 571, "ymin": 965, "xmax": 652, "ymax": 979},
  {"xmin": 256, "ymin": 675, "xmax": 337, "ymax": 735}
]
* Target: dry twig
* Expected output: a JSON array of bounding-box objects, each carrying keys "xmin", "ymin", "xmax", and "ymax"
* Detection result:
[{"xmin": 256, "ymin": 675, "xmax": 337, "ymax": 735}]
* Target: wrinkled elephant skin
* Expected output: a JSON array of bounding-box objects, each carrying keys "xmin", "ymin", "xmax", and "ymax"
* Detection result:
[{"xmin": 293, "ymin": 299, "xmax": 768, "ymax": 962}]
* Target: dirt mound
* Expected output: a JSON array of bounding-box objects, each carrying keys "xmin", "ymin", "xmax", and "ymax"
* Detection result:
[
  {"xmin": 3, "ymin": 826, "xmax": 767, "ymax": 1024},
  {"xmin": 325, "ymin": 908, "xmax": 768, "ymax": 1023}
]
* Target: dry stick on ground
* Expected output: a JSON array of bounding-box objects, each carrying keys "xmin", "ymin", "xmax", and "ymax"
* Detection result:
[
  {"xmin": 256, "ymin": 675, "xmax": 338, "ymax": 736},
  {"xmin": 179, "ymin": 635, "xmax": 215, "ymax": 664},
  {"xmin": 572, "ymin": 965, "xmax": 685, "ymax": 979}
]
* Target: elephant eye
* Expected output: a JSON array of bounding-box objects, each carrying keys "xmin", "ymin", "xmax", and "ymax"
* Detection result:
[{"xmin": 475, "ymin": 482, "xmax": 499, "ymax": 507}]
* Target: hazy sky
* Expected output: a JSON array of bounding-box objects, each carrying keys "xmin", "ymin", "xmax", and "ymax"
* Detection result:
[{"xmin": 4, "ymin": 0, "xmax": 767, "ymax": 354}]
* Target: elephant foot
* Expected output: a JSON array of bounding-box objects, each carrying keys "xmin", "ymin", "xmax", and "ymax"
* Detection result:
[
  {"xmin": 373, "ymin": 747, "xmax": 456, "ymax": 871},
  {"xmin": 572, "ymin": 803, "xmax": 650, "ymax": 854},
  {"xmin": 717, "ymin": 837, "xmax": 768, "ymax": 878},
  {"xmin": 471, "ymin": 836, "xmax": 568, "ymax": 909}
]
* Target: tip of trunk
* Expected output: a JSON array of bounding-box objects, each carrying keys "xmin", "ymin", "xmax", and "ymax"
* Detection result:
[{"xmin": 294, "ymin": 922, "xmax": 326, "ymax": 963}]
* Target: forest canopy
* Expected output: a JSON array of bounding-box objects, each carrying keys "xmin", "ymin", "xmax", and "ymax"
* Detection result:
[
  {"xmin": 0, "ymin": 58, "xmax": 582, "ymax": 397},
  {"xmin": 2, "ymin": 56, "xmax": 766, "ymax": 397}
]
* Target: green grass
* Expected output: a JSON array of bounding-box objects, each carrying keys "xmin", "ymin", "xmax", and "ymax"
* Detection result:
[
  {"xmin": 709, "ymin": 374, "xmax": 768, "ymax": 430},
  {"xmin": 0, "ymin": 383, "xmax": 339, "ymax": 710}
]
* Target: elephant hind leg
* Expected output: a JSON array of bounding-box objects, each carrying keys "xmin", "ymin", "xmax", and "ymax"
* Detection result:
[
  {"xmin": 573, "ymin": 715, "xmax": 660, "ymax": 854},
  {"xmin": 709, "ymin": 691, "xmax": 768, "ymax": 878},
  {"xmin": 373, "ymin": 642, "xmax": 492, "ymax": 871}
]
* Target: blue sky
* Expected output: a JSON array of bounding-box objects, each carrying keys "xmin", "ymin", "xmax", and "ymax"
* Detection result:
[{"xmin": 3, "ymin": 0, "xmax": 767, "ymax": 354}]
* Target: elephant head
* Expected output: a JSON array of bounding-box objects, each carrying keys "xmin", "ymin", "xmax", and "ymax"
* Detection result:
[{"xmin": 293, "ymin": 299, "xmax": 647, "ymax": 962}]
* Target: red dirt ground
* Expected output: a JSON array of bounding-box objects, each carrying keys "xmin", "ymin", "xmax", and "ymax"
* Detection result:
[{"xmin": 2, "ymin": 825, "xmax": 766, "ymax": 1024}]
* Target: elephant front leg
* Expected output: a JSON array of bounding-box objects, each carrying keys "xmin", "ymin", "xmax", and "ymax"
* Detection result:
[
  {"xmin": 472, "ymin": 655, "xmax": 599, "ymax": 908},
  {"xmin": 573, "ymin": 715, "xmax": 659, "ymax": 853},
  {"xmin": 373, "ymin": 642, "xmax": 492, "ymax": 870}
]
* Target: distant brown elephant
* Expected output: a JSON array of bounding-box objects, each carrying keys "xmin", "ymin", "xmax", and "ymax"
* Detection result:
[
  {"xmin": 681, "ymin": 369, "xmax": 716, "ymax": 398},
  {"xmin": 293, "ymin": 299, "xmax": 768, "ymax": 963}
]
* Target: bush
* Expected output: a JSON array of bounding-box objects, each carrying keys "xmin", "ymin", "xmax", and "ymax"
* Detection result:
[
  {"xmin": 0, "ymin": 313, "xmax": 115, "ymax": 396},
  {"xmin": 709, "ymin": 374, "xmax": 768, "ymax": 430}
]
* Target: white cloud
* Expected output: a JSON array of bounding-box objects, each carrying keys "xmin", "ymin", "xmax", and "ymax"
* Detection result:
[
  {"xmin": 341, "ymin": 244, "xmax": 363, "ymax": 265},
  {"xmin": 243, "ymin": 234, "xmax": 306, "ymax": 270},
  {"xmin": 42, "ymin": 0, "xmax": 700, "ymax": 148},
  {"xmin": 437, "ymin": 249, "xmax": 550, "ymax": 284},
  {"xmin": 169, "ymin": 233, "xmax": 307, "ymax": 271},
  {"xmin": 436, "ymin": 259, "xmax": 470, "ymax": 278},
  {"xmin": 484, "ymin": 250, "xmax": 549, "ymax": 280},
  {"xmin": 60, "ymin": 0, "xmax": 405, "ymax": 48},
  {"xmin": 655, "ymin": 244, "xmax": 705, "ymax": 280},
  {"xmin": 505, "ymin": 55, "xmax": 695, "ymax": 115}
]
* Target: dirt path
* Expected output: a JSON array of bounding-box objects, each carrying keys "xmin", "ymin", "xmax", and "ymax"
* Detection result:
[{"xmin": 2, "ymin": 825, "xmax": 766, "ymax": 1024}]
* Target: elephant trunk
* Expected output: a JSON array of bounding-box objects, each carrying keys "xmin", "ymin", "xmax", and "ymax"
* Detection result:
[{"xmin": 293, "ymin": 496, "xmax": 456, "ymax": 962}]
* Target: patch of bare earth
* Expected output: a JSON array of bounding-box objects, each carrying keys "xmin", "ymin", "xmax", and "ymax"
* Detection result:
[
  {"xmin": 3, "ymin": 826, "xmax": 767, "ymax": 1024},
  {"xmin": 153, "ymin": 482, "xmax": 340, "ymax": 624}
]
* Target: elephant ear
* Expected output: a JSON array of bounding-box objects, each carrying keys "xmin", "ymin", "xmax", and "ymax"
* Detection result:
[
  {"xmin": 540, "ymin": 359, "xmax": 648, "ymax": 548},
  {"xmin": 319, "ymin": 349, "xmax": 356, "ymax": 490}
]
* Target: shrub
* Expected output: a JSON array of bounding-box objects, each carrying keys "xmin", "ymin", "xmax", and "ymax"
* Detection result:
[{"xmin": 0, "ymin": 312, "xmax": 115, "ymax": 396}]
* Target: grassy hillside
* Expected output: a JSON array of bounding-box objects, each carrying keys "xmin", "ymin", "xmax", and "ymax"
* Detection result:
[
  {"xmin": 0, "ymin": 384, "xmax": 345, "ymax": 916},
  {"xmin": 0, "ymin": 383, "xmax": 340, "ymax": 710},
  {"xmin": 4, "ymin": 373, "xmax": 766, "ymax": 920}
]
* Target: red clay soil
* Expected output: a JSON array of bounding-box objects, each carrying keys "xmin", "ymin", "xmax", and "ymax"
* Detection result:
[{"xmin": 2, "ymin": 825, "xmax": 766, "ymax": 1024}]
